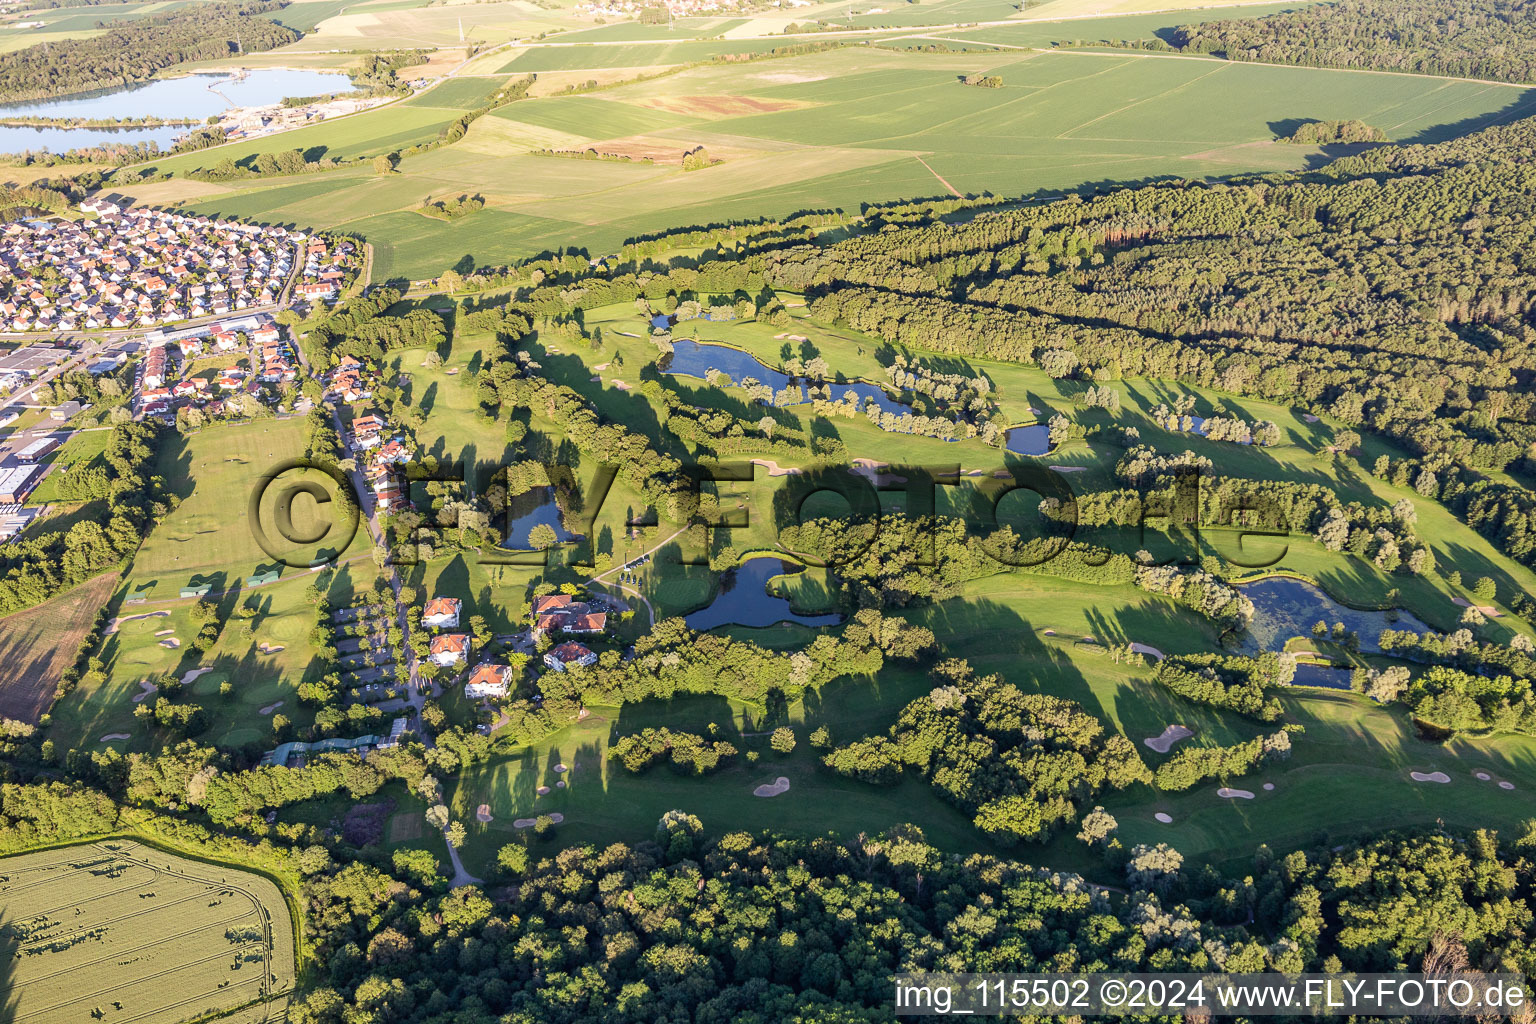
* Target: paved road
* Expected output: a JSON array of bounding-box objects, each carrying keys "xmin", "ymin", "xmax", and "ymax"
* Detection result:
[{"xmin": 586, "ymin": 523, "xmax": 691, "ymax": 630}]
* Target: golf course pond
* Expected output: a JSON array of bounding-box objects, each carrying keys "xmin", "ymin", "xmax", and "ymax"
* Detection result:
[
  {"xmin": 1236, "ymin": 576, "xmax": 1434, "ymax": 654},
  {"xmin": 663, "ymin": 339, "xmax": 910, "ymax": 415},
  {"xmin": 684, "ymin": 557, "xmax": 843, "ymax": 631}
]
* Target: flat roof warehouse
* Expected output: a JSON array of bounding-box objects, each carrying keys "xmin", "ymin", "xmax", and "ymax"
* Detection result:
[{"xmin": 0, "ymin": 345, "xmax": 67, "ymax": 376}]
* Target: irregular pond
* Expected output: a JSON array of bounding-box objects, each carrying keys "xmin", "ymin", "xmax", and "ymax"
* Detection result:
[
  {"xmin": 0, "ymin": 69, "xmax": 356, "ymax": 153},
  {"xmin": 1235, "ymin": 576, "xmax": 1433, "ymax": 654},
  {"xmin": 500, "ymin": 487, "xmax": 575, "ymax": 549},
  {"xmin": 684, "ymin": 557, "xmax": 844, "ymax": 631},
  {"xmin": 663, "ymin": 339, "xmax": 908, "ymax": 414}
]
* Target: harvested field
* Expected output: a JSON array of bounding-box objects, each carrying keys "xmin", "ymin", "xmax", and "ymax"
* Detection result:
[
  {"xmin": 0, "ymin": 572, "xmax": 117, "ymax": 724},
  {"xmin": 0, "ymin": 839, "xmax": 295, "ymax": 1024},
  {"xmin": 633, "ymin": 93, "xmax": 807, "ymax": 116}
]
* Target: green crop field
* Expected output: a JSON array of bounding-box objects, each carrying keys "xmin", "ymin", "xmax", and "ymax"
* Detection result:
[
  {"xmin": 0, "ymin": 840, "xmax": 295, "ymax": 1024},
  {"xmin": 119, "ymin": 35, "xmax": 1536, "ymax": 279}
]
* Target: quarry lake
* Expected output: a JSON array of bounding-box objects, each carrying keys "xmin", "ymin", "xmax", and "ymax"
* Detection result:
[{"xmin": 0, "ymin": 69, "xmax": 354, "ymax": 153}]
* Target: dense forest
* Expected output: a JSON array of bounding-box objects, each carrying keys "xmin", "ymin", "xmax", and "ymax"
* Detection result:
[
  {"xmin": 0, "ymin": 0, "xmax": 299, "ymax": 102},
  {"xmin": 5, "ymin": 763, "xmax": 1536, "ymax": 1023},
  {"xmin": 1167, "ymin": 0, "xmax": 1536, "ymax": 83}
]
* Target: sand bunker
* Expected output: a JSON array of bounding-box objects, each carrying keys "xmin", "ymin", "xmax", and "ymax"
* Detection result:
[
  {"xmin": 513, "ymin": 812, "xmax": 565, "ymax": 829},
  {"xmin": 1263, "ymin": 782, "xmax": 1276, "ymax": 791},
  {"xmin": 476, "ymin": 803, "xmax": 493, "ymax": 823},
  {"xmin": 555, "ymin": 780, "xmax": 567, "ymax": 789},
  {"xmin": 1042, "ymin": 629, "xmax": 1056, "ymax": 636},
  {"xmin": 1049, "ymin": 465, "xmax": 1087, "ymax": 473},
  {"xmin": 259, "ymin": 701, "xmax": 284, "ymax": 715},
  {"xmin": 159, "ymin": 638, "xmax": 180, "ymax": 648},
  {"xmin": 1154, "ymin": 812, "xmax": 1173, "ymax": 823},
  {"xmin": 1477, "ymin": 772, "xmax": 1492, "ymax": 781},
  {"xmin": 182, "ymin": 667, "xmax": 213, "ymax": 685},
  {"xmin": 849, "ymin": 459, "xmax": 907, "ymax": 485},
  {"xmin": 749, "ymin": 458, "xmax": 803, "ymax": 477},
  {"xmin": 154, "ymin": 629, "xmax": 174, "ymax": 637},
  {"xmin": 1501, "ymin": 781, "xmax": 1516, "ymax": 790},
  {"xmin": 593, "ymin": 362, "xmax": 611, "ymax": 371},
  {"xmin": 257, "ymin": 642, "xmax": 285, "ymax": 654},
  {"xmin": 100, "ymin": 733, "xmax": 130, "ymax": 742},
  {"xmin": 754, "ymin": 776, "xmax": 790, "ymax": 798},
  {"xmin": 1451, "ymin": 597, "xmax": 1502, "ymax": 617},
  {"xmin": 553, "ymin": 763, "xmax": 568, "ymax": 773},
  {"xmin": 1410, "ymin": 770, "xmax": 1451, "ymax": 784},
  {"xmin": 610, "ymin": 379, "xmax": 630, "ymax": 390},
  {"xmin": 1128, "ymin": 642, "xmax": 1166, "ymax": 660},
  {"xmin": 1302, "ymin": 414, "xmax": 1320, "ymax": 422},
  {"xmin": 131, "ymin": 680, "xmax": 158, "ymax": 704},
  {"xmin": 1217, "ymin": 787, "xmax": 1256, "ymax": 800},
  {"xmin": 106, "ymin": 609, "xmax": 169, "ymax": 634},
  {"xmin": 536, "ymin": 785, "xmax": 550, "ymax": 795},
  {"xmin": 1144, "ymin": 725, "xmax": 1192, "ymax": 753}
]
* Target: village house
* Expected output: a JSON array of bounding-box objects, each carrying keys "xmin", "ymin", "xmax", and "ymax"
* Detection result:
[
  {"xmin": 530, "ymin": 594, "xmax": 607, "ymax": 635},
  {"xmin": 465, "ymin": 663, "xmax": 512, "ymax": 699},
  {"xmin": 429, "ymin": 633, "xmax": 471, "ymax": 668},
  {"xmin": 544, "ymin": 642, "xmax": 597, "ymax": 673},
  {"xmin": 0, "ymin": 205, "xmax": 301, "ymax": 335},
  {"xmin": 422, "ymin": 597, "xmax": 462, "ymax": 629}
]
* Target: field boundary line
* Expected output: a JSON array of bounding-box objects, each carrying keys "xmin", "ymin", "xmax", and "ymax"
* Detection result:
[{"xmin": 914, "ymin": 155, "xmax": 962, "ymax": 197}]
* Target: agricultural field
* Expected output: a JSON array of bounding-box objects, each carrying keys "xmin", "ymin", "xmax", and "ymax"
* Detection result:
[
  {"xmin": 0, "ymin": 0, "xmax": 206, "ymax": 53},
  {"xmin": 0, "ymin": 840, "xmax": 295, "ymax": 1024},
  {"xmin": 120, "ymin": 26, "xmax": 1536, "ymax": 279},
  {"xmin": 0, "ymin": 572, "xmax": 116, "ymax": 724},
  {"xmin": 269, "ymin": 0, "xmax": 584, "ymax": 52}
]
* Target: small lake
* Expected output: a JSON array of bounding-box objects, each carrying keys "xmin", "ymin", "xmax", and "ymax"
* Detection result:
[
  {"xmin": 1290, "ymin": 662, "xmax": 1354, "ymax": 690},
  {"xmin": 500, "ymin": 488, "xmax": 575, "ymax": 549},
  {"xmin": 684, "ymin": 557, "xmax": 844, "ymax": 632},
  {"xmin": 1004, "ymin": 418, "xmax": 1053, "ymax": 456},
  {"xmin": 0, "ymin": 69, "xmax": 355, "ymax": 153},
  {"xmin": 1235, "ymin": 576, "xmax": 1434, "ymax": 654},
  {"xmin": 663, "ymin": 339, "xmax": 908, "ymax": 415}
]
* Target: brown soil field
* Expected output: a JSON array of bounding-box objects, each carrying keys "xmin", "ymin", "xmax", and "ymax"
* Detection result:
[{"xmin": 0, "ymin": 572, "xmax": 117, "ymax": 723}]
